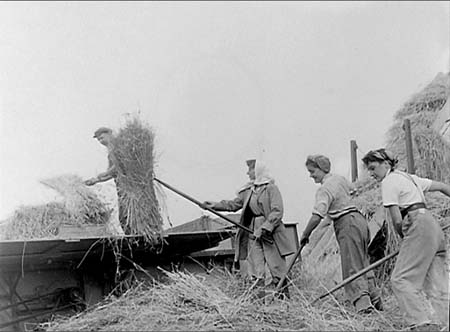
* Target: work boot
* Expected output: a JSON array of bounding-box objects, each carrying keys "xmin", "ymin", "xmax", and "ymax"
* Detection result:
[
  {"xmin": 369, "ymin": 284, "xmax": 383, "ymax": 311},
  {"xmin": 371, "ymin": 296, "xmax": 384, "ymax": 311},
  {"xmin": 355, "ymin": 295, "xmax": 375, "ymax": 314},
  {"xmin": 252, "ymin": 278, "xmax": 266, "ymax": 299}
]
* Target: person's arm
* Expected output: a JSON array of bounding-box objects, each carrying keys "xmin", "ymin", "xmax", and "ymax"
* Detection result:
[
  {"xmin": 84, "ymin": 166, "xmax": 116, "ymax": 186},
  {"xmin": 97, "ymin": 165, "xmax": 116, "ymax": 182},
  {"xmin": 428, "ymin": 181, "xmax": 450, "ymax": 197},
  {"xmin": 300, "ymin": 214, "xmax": 323, "ymax": 245},
  {"xmin": 300, "ymin": 186, "xmax": 331, "ymax": 245},
  {"xmin": 386, "ymin": 205, "xmax": 403, "ymax": 238},
  {"xmin": 203, "ymin": 194, "xmax": 244, "ymax": 212},
  {"xmin": 261, "ymin": 184, "xmax": 283, "ymax": 233}
]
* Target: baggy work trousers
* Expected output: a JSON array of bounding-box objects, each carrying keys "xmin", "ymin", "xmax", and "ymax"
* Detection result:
[
  {"xmin": 115, "ymin": 178, "xmax": 130, "ymax": 234},
  {"xmin": 334, "ymin": 212, "xmax": 381, "ymax": 309},
  {"xmin": 247, "ymin": 217, "xmax": 287, "ymax": 282},
  {"xmin": 391, "ymin": 209, "xmax": 449, "ymax": 327}
]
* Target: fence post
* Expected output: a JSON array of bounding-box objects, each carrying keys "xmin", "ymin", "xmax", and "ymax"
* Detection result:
[
  {"xmin": 350, "ymin": 140, "xmax": 358, "ymax": 182},
  {"xmin": 403, "ymin": 119, "xmax": 415, "ymax": 174}
]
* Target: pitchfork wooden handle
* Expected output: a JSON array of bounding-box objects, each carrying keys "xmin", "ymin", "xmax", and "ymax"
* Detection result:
[{"xmin": 153, "ymin": 177, "xmax": 274, "ymax": 245}]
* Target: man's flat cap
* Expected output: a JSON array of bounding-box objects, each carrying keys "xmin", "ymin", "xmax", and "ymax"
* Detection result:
[{"xmin": 93, "ymin": 127, "xmax": 112, "ymax": 138}]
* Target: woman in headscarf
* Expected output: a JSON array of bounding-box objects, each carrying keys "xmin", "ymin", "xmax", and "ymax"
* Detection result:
[
  {"xmin": 203, "ymin": 159, "xmax": 295, "ymax": 298},
  {"xmin": 362, "ymin": 148, "xmax": 449, "ymax": 331},
  {"xmin": 300, "ymin": 154, "xmax": 382, "ymax": 314}
]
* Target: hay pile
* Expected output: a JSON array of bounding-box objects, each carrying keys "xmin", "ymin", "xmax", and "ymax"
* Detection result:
[
  {"xmin": 385, "ymin": 72, "xmax": 450, "ymax": 183},
  {"xmin": 44, "ymin": 267, "xmax": 406, "ymax": 331},
  {"xmin": 111, "ymin": 116, "xmax": 164, "ymax": 244},
  {"xmin": 0, "ymin": 175, "xmax": 111, "ymax": 240}
]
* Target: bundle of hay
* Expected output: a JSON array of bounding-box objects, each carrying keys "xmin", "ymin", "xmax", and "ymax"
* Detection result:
[
  {"xmin": 0, "ymin": 175, "xmax": 111, "ymax": 240},
  {"xmin": 111, "ymin": 116, "xmax": 164, "ymax": 244},
  {"xmin": 40, "ymin": 174, "xmax": 111, "ymax": 224}
]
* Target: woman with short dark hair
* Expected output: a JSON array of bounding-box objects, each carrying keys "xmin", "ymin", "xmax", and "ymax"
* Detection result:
[{"xmin": 362, "ymin": 148, "xmax": 449, "ymax": 331}]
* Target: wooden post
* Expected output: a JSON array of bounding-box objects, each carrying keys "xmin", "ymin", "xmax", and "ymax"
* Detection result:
[
  {"xmin": 403, "ymin": 119, "xmax": 415, "ymax": 174},
  {"xmin": 350, "ymin": 140, "xmax": 358, "ymax": 182}
]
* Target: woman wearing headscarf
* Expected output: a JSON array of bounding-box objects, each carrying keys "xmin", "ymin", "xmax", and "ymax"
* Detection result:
[
  {"xmin": 362, "ymin": 148, "xmax": 449, "ymax": 331},
  {"xmin": 300, "ymin": 154, "xmax": 382, "ymax": 314},
  {"xmin": 203, "ymin": 159, "xmax": 295, "ymax": 298}
]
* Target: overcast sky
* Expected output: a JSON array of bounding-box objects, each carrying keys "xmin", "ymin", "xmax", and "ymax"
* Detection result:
[{"xmin": 1, "ymin": 2, "xmax": 449, "ymax": 231}]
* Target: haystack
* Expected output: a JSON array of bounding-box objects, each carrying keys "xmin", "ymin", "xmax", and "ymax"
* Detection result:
[
  {"xmin": 111, "ymin": 116, "xmax": 164, "ymax": 244},
  {"xmin": 385, "ymin": 72, "xmax": 450, "ymax": 183}
]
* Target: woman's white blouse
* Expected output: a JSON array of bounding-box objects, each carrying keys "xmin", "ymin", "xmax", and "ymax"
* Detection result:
[{"xmin": 381, "ymin": 170, "xmax": 432, "ymax": 208}]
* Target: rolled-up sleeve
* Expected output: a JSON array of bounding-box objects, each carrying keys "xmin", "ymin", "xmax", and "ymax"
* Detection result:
[
  {"xmin": 381, "ymin": 177, "xmax": 400, "ymax": 207},
  {"xmin": 312, "ymin": 187, "xmax": 333, "ymax": 218}
]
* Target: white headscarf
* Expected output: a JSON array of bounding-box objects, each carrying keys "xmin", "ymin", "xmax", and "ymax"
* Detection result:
[{"xmin": 253, "ymin": 160, "xmax": 274, "ymax": 185}]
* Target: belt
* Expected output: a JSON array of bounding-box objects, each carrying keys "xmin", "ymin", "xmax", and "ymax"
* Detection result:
[
  {"xmin": 400, "ymin": 202, "xmax": 427, "ymax": 219},
  {"xmin": 332, "ymin": 208, "xmax": 360, "ymax": 221}
]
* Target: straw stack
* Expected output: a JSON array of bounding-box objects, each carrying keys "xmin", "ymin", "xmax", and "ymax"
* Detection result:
[{"xmin": 385, "ymin": 72, "xmax": 450, "ymax": 183}]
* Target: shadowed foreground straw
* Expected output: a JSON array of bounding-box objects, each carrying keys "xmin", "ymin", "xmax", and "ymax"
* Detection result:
[{"xmin": 43, "ymin": 267, "xmax": 407, "ymax": 331}]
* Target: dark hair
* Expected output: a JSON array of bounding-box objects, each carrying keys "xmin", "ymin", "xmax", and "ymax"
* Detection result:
[
  {"xmin": 305, "ymin": 155, "xmax": 331, "ymax": 173},
  {"xmin": 362, "ymin": 148, "xmax": 398, "ymax": 170}
]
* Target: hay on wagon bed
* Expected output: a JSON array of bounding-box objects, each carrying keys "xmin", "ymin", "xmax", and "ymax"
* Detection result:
[
  {"xmin": 1, "ymin": 202, "xmax": 71, "ymax": 240},
  {"xmin": 40, "ymin": 174, "xmax": 111, "ymax": 225},
  {"xmin": 111, "ymin": 116, "xmax": 164, "ymax": 244},
  {"xmin": 0, "ymin": 174, "xmax": 111, "ymax": 240}
]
